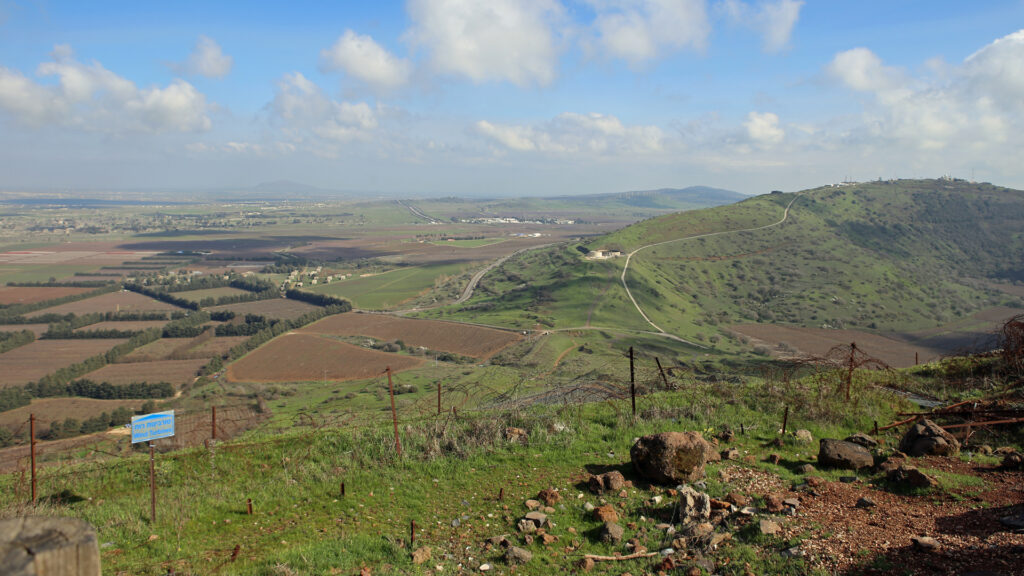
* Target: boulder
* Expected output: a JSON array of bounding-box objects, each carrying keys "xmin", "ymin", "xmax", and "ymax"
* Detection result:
[
  {"xmin": 795, "ymin": 429, "xmax": 814, "ymax": 443},
  {"xmin": 593, "ymin": 504, "xmax": 619, "ymax": 523},
  {"xmin": 845, "ymin": 433, "xmax": 878, "ymax": 449},
  {"xmin": 537, "ymin": 488, "xmax": 561, "ymax": 506},
  {"xmin": 1001, "ymin": 451, "xmax": 1023, "ymax": 470},
  {"xmin": 505, "ymin": 546, "xmax": 532, "ymax": 566},
  {"xmin": 630, "ymin": 432, "xmax": 712, "ymax": 484},
  {"xmin": 898, "ymin": 419, "xmax": 959, "ymax": 457},
  {"xmin": 678, "ymin": 486, "xmax": 711, "ymax": 523},
  {"xmin": 599, "ymin": 522, "xmax": 624, "ymax": 544},
  {"xmin": 818, "ymin": 439, "xmax": 874, "ymax": 470},
  {"xmin": 412, "ymin": 546, "xmax": 432, "ymax": 565},
  {"xmin": 887, "ymin": 465, "xmax": 936, "ymax": 489}
]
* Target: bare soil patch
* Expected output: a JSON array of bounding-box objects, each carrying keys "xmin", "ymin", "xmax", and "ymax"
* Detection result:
[
  {"xmin": 207, "ymin": 298, "xmax": 320, "ymax": 320},
  {"xmin": 0, "ymin": 339, "xmax": 128, "ymax": 387},
  {"xmin": 225, "ymin": 333, "xmax": 422, "ymax": 383},
  {"xmin": 731, "ymin": 324, "xmax": 943, "ymax": 368},
  {"xmin": 83, "ymin": 358, "xmax": 208, "ymax": 385},
  {"xmin": 175, "ymin": 286, "xmax": 249, "ymax": 302},
  {"xmin": 0, "ymin": 286, "xmax": 94, "ymax": 305},
  {"xmin": 25, "ymin": 291, "xmax": 184, "ymax": 318},
  {"xmin": 117, "ymin": 335, "xmax": 248, "ymax": 362},
  {"xmin": 301, "ymin": 312, "xmax": 521, "ymax": 359}
]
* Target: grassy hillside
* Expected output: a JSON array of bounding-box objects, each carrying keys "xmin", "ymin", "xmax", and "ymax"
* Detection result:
[{"xmin": 423, "ymin": 179, "xmax": 1024, "ymax": 348}]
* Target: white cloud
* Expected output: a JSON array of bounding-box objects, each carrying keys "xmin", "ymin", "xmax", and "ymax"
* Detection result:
[
  {"xmin": 718, "ymin": 0, "xmax": 802, "ymax": 53},
  {"xmin": 268, "ymin": 72, "xmax": 379, "ymax": 151},
  {"xmin": 180, "ymin": 36, "xmax": 233, "ymax": 79},
  {"xmin": 320, "ymin": 30, "xmax": 412, "ymax": 92},
  {"xmin": 0, "ymin": 45, "xmax": 211, "ymax": 133},
  {"xmin": 406, "ymin": 0, "xmax": 563, "ymax": 87},
  {"xmin": 474, "ymin": 112, "xmax": 664, "ymax": 155},
  {"xmin": 588, "ymin": 0, "xmax": 709, "ymax": 64},
  {"xmin": 744, "ymin": 111, "xmax": 784, "ymax": 146},
  {"xmin": 826, "ymin": 30, "xmax": 1024, "ymax": 152}
]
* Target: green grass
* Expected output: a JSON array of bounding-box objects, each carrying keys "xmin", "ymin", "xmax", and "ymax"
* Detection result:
[
  {"xmin": 306, "ymin": 262, "xmax": 475, "ymax": 310},
  {"xmin": 2, "ymin": 375, "xmax": 896, "ymax": 575}
]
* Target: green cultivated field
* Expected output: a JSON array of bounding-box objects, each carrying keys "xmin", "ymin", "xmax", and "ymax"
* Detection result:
[{"xmin": 306, "ymin": 262, "xmax": 475, "ymax": 310}]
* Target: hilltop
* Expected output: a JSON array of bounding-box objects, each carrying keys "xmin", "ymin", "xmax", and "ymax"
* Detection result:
[{"xmin": 422, "ymin": 179, "xmax": 1024, "ymax": 361}]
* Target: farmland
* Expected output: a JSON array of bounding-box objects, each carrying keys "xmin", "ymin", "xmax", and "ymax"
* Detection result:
[
  {"xmin": 207, "ymin": 298, "xmax": 320, "ymax": 320},
  {"xmin": 175, "ymin": 286, "xmax": 250, "ymax": 302},
  {"xmin": 225, "ymin": 333, "xmax": 422, "ymax": 383},
  {"xmin": 117, "ymin": 335, "xmax": 248, "ymax": 362},
  {"xmin": 82, "ymin": 358, "xmax": 208, "ymax": 386},
  {"xmin": 0, "ymin": 323, "xmax": 49, "ymax": 337},
  {"xmin": 25, "ymin": 290, "xmax": 183, "ymax": 317},
  {"xmin": 301, "ymin": 312, "xmax": 521, "ymax": 358},
  {"xmin": 305, "ymin": 261, "xmax": 474, "ymax": 309},
  {"xmin": 729, "ymin": 324, "xmax": 941, "ymax": 367},
  {"xmin": 0, "ymin": 339, "xmax": 128, "ymax": 387},
  {"xmin": 73, "ymin": 320, "xmax": 168, "ymax": 333},
  {"xmin": 0, "ymin": 285, "xmax": 94, "ymax": 305},
  {"xmin": 0, "ymin": 397, "xmax": 145, "ymax": 434}
]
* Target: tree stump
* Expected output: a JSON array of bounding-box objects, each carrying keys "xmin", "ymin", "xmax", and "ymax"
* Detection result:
[{"xmin": 0, "ymin": 517, "xmax": 101, "ymax": 576}]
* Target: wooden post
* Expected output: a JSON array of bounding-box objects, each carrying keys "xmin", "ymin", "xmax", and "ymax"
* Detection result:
[
  {"xmin": 386, "ymin": 367, "xmax": 402, "ymax": 456},
  {"xmin": 846, "ymin": 342, "xmax": 857, "ymax": 401},
  {"xmin": 781, "ymin": 406, "xmax": 789, "ymax": 436},
  {"xmin": 437, "ymin": 381, "xmax": 442, "ymax": 416},
  {"xmin": 0, "ymin": 517, "xmax": 102, "ymax": 576},
  {"xmin": 915, "ymin": 351, "xmax": 919, "ymax": 365},
  {"xmin": 410, "ymin": 520, "xmax": 416, "ymax": 548},
  {"xmin": 149, "ymin": 442, "xmax": 157, "ymax": 523},
  {"xmin": 655, "ymin": 357, "xmax": 670, "ymax": 390},
  {"xmin": 211, "ymin": 405, "xmax": 217, "ymax": 441},
  {"xmin": 30, "ymin": 414, "xmax": 36, "ymax": 504},
  {"xmin": 629, "ymin": 347, "xmax": 636, "ymax": 417}
]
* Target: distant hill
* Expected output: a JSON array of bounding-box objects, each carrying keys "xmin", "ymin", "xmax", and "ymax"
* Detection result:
[
  {"xmin": 423, "ymin": 179, "xmax": 1024, "ymax": 344},
  {"xmin": 564, "ymin": 186, "xmax": 747, "ymax": 209}
]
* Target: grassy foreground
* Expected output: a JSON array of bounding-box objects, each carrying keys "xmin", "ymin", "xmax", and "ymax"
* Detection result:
[{"xmin": 0, "ymin": 370, "xmax": 914, "ymax": 576}]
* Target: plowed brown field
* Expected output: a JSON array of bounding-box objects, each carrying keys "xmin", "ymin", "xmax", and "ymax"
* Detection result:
[
  {"xmin": 730, "ymin": 324, "xmax": 939, "ymax": 367},
  {"xmin": 0, "ymin": 397, "xmax": 146, "ymax": 433},
  {"xmin": 301, "ymin": 313, "xmax": 520, "ymax": 358},
  {"xmin": 0, "ymin": 339, "xmax": 129, "ymax": 387},
  {"xmin": 25, "ymin": 291, "xmax": 183, "ymax": 317},
  {"xmin": 207, "ymin": 298, "xmax": 320, "ymax": 320},
  {"xmin": 225, "ymin": 333, "xmax": 422, "ymax": 383},
  {"xmin": 0, "ymin": 286, "xmax": 95, "ymax": 305},
  {"xmin": 83, "ymin": 359, "xmax": 208, "ymax": 385}
]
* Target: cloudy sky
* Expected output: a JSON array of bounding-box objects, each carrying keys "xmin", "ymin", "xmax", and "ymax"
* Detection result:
[{"xmin": 1, "ymin": 1, "xmax": 1023, "ymax": 196}]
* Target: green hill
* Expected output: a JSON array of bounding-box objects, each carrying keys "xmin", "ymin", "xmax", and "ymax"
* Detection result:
[{"xmin": 421, "ymin": 179, "xmax": 1024, "ymax": 348}]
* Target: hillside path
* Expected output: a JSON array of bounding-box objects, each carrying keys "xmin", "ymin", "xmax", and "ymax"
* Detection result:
[
  {"xmin": 620, "ymin": 194, "xmax": 803, "ymax": 342},
  {"xmin": 454, "ymin": 243, "xmax": 559, "ymax": 305}
]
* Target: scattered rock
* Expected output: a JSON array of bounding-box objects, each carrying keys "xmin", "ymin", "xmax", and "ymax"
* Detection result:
[
  {"xmin": 767, "ymin": 453, "xmax": 781, "ymax": 465},
  {"xmin": 599, "ymin": 522, "xmax": 625, "ymax": 544},
  {"xmin": 625, "ymin": 537, "xmax": 647, "ymax": 553},
  {"xmin": 708, "ymin": 532, "xmax": 731, "ymax": 547},
  {"xmin": 887, "ymin": 465, "xmax": 937, "ymax": 489},
  {"xmin": 576, "ymin": 557, "xmax": 596, "ymax": 571},
  {"xmin": 479, "ymin": 562, "xmax": 492, "ymax": 571},
  {"xmin": 852, "ymin": 494, "xmax": 876, "ymax": 509},
  {"xmin": 999, "ymin": 513, "xmax": 1024, "ymax": 530},
  {"xmin": 504, "ymin": 427, "xmax": 528, "ymax": 443},
  {"xmin": 759, "ymin": 519, "xmax": 781, "ymax": 535},
  {"xmin": 679, "ymin": 486, "xmax": 712, "ymax": 523},
  {"xmin": 876, "ymin": 458, "xmax": 903, "ymax": 474},
  {"xmin": 977, "ymin": 444, "xmax": 993, "ymax": 456},
  {"xmin": 718, "ymin": 429, "xmax": 735, "ymax": 442},
  {"xmin": 710, "ymin": 498, "xmax": 731, "ymax": 510},
  {"xmin": 543, "ymin": 506, "xmax": 555, "ymax": 514},
  {"xmin": 726, "ymin": 492, "xmax": 749, "ymax": 507},
  {"xmin": 516, "ymin": 519, "xmax": 536, "ymax": 533},
  {"xmin": 819, "ymin": 439, "xmax": 874, "ymax": 470},
  {"xmin": 1001, "ymin": 451, "xmax": 1023, "ymax": 470},
  {"xmin": 617, "ymin": 489, "xmax": 628, "ymax": 498},
  {"xmin": 690, "ymin": 522, "xmax": 715, "ymax": 539},
  {"xmin": 630, "ymin": 431, "xmax": 712, "ymax": 484},
  {"xmin": 805, "ymin": 476, "xmax": 826, "ymax": 488},
  {"xmin": 764, "ymin": 494, "xmax": 784, "ymax": 513},
  {"xmin": 593, "ymin": 504, "xmax": 619, "ymax": 523},
  {"xmin": 797, "ymin": 464, "xmax": 816, "ymax": 474},
  {"xmin": 485, "ymin": 535, "xmax": 510, "ymax": 548},
  {"xmin": 540, "ymin": 533, "xmax": 558, "ymax": 546},
  {"xmin": 721, "ymin": 448, "xmax": 741, "ymax": 461},
  {"xmin": 911, "ymin": 536, "xmax": 941, "ymax": 552},
  {"xmin": 524, "ymin": 499, "xmax": 541, "ymax": 510},
  {"xmin": 781, "ymin": 546, "xmax": 805, "ymax": 558},
  {"xmin": 583, "ymin": 502, "xmax": 595, "ymax": 512},
  {"xmin": 739, "ymin": 506, "xmax": 757, "ymax": 516},
  {"xmin": 650, "ymin": 495, "xmax": 663, "ymax": 505},
  {"xmin": 505, "ymin": 546, "xmax": 532, "ymax": 566},
  {"xmin": 845, "ymin": 432, "xmax": 878, "ymax": 449},
  {"xmin": 795, "ymin": 429, "xmax": 814, "ymax": 443},
  {"xmin": 840, "ymin": 476, "xmax": 858, "ymax": 483},
  {"xmin": 412, "ymin": 547, "xmax": 432, "ymax": 565},
  {"xmin": 523, "ymin": 511, "xmax": 548, "ymax": 528},
  {"xmin": 588, "ymin": 470, "xmax": 628, "ymax": 494},
  {"xmin": 538, "ymin": 488, "xmax": 561, "ymax": 506},
  {"xmin": 451, "ymin": 518, "xmax": 461, "ymax": 528},
  {"xmin": 783, "ymin": 498, "xmax": 800, "ymax": 509},
  {"xmin": 899, "ymin": 419, "xmax": 960, "ymax": 457}
]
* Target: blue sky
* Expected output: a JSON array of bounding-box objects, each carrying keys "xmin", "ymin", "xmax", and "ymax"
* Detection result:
[{"xmin": 1, "ymin": 1, "xmax": 1023, "ymax": 196}]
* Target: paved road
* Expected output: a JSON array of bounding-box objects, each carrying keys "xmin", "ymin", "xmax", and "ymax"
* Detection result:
[
  {"xmin": 620, "ymin": 194, "xmax": 804, "ymax": 343},
  {"xmin": 455, "ymin": 243, "xmax": 559, "ymax": 304},
  {"xmin": 396, "ymin": 199, "xmax": 440, "ymax": 223}
]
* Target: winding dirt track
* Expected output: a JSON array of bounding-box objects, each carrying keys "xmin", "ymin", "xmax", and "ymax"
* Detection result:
[{"xmin": 620, "ymin": 194, "xmax": 803, "ymax": 345}]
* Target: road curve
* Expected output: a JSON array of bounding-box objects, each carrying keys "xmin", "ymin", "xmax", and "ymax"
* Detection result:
[
  {"xmin": 455, "ymin": 243, "xmax": 559, "ymax": 304},
  {"xmin": 620, "ymin": 193, "xmax": 804, "ymax": 342}
]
